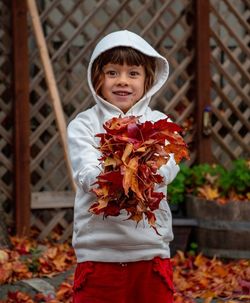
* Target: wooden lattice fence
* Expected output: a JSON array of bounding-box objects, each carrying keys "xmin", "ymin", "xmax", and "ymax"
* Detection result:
[
  {"xmin": 210, "ymin": 0, "xmax": 250, "ymax": 167},
  {"xmin": 0, "ymin": 1, "xmax": 13, "ymax": 227},
  {"xmin": 0, "ymin": 0, "xmax": 249, "ymax": 240}
]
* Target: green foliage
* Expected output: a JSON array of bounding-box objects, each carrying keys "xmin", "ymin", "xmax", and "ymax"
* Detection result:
[
  {"xmin": 167, "ymin": 159, "xmax": 249, "ymax": 204},
  {"xmin": 188, "ymin": 163, "xmax": 226, "ymax": 196},
  {"xmin": 167, "ymin": 164, "xmax": 191, "ymax": 204},
  {"xmin": 215, "ymin": 159, "xmax": 250, "ymax": 195},
  {"xmin": 188, "ymin": 242, "xmax": 198, "ymax": 256},
  {"xmin": 228, "ymin": 159, "xmax": 250, "ymax": 193},
  {"xmin": 21, "ymin": 246, "xmax": 42, "ymax": 273}
]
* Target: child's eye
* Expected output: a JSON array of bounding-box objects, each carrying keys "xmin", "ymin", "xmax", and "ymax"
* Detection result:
[
  {"xmin": 105, "ymin": 70, "xmax": 117, "ymax": 77},
  {"xmin": 130, "ymin": 71, "xmax": 140, "ymax": 77}
]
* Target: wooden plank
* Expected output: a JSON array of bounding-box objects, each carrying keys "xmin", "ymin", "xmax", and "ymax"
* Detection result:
[
  {"xmin": 12, "ymin": 0, "xmax": 30, "ymax": 236},
  {"xmin": 194, "ymin": 0, "xmax": 212, "ymax": 163},
  {"xmin": 172, "ymin": 218, "xmax": 198, "ymax": 227},
  {"xmin": 31, "ymin": 191, "xmax": 74, "ymax": 209},
  {"xmin": 26, "ymin": 0, "xmax": 76, "ymax": 192},
  {"xmin": 198, "ymin": 220, "xmax": 250, "ymax": 232},
  {"xmin": 201, "ymin": 248, "xmax": 250, "ymax": 260}
]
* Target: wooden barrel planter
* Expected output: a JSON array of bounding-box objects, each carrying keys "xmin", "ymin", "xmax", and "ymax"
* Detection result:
[
  {"xmin": 171, "ymin": 218, "xmax": 197, "ymax": 255},
  {"xmin": 186, "ymin": 195, "xmax": 250, "ymax": 259}
]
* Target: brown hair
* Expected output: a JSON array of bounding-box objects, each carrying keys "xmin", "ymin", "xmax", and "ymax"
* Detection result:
[{"xmin": 91, "ymin": 46, "xmax": 156, "ymax": 96}]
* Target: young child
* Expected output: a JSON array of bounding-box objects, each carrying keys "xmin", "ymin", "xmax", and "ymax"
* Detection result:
[{"xmin": 67, "ymin": 30, "xmax": 180, "ymax": 303}]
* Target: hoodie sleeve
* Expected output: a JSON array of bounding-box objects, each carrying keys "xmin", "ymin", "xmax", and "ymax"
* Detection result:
[
  {"xmin": 67, "ymin": 116, "xmax": 101, "ymax": 192},
  {"xmin": 158, "ymin": 154, "xmax": 180, "ymax": 185},
  {"xmin": 149, "ymin": 110, "xmax": 180, "ymax": 185}
]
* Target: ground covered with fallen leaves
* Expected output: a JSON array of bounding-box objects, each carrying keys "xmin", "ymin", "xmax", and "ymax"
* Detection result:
[{"xmin": 0, "ymin": 236, "xmax": 249, "ymax": 303}]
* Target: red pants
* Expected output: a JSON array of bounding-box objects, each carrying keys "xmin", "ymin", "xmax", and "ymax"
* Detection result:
[{"xmin": 73, "ymin": 257, "xmax": 173, "ymax": 303}]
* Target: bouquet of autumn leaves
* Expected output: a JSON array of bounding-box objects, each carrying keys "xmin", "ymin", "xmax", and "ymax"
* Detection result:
[{"xmin": 89, "ymin": 116, "xmax": 189, "ymax": 232}]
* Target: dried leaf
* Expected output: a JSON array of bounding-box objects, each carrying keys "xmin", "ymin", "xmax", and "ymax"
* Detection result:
[
  {"xmin": 197, "ymin": 185, "xmax": 220, "ymax": 200},
  {"xmin": 121, "ymin": 143, "xmax": 133, "ymax": 163},
  {"xmin": 0, "ymin": 250, "xmax": 9, "ymax": 264},
  {"xmin": 56, "ymin": 282, "xmax": 73, "ymax": 300}
]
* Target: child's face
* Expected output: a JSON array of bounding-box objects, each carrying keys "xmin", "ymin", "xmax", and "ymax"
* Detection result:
[{"xmin": 101, "ymin": 63, "xmax": 146, "ymax": 113}]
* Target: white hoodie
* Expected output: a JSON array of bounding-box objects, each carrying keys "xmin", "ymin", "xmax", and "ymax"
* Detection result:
[{"xmin": 67, "ymin": 30, "xmax": 179, "ymax": 263}]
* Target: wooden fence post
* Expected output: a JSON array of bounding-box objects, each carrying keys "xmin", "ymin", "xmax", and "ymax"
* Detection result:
[
  {"xmin": 194, "ymin": 0, "xmax": 213, "ymax": 163},
  {"xmin": 12, "ymin": 0, "xmax": 30, "ymax": 235}
]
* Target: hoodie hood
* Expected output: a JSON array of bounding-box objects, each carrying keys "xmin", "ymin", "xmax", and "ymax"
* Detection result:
[{"xmin": 87, "ymin": 30, "xmax": 169, "ymax": 116}]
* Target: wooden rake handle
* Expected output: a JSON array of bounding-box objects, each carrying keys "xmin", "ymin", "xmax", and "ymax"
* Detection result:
[{"xmin": 26, "ymin": 0, "xmax": 76, "ymax": 192}]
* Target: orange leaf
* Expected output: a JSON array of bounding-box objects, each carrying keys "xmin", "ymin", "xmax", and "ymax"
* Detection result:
[
  {"xmin": 121, "ymin": 143, "xmax": 133, "ymax": 163},
  {"xmin": 122, "ymin": 157, "xmax": 139, "ymax": 196},
  {"xmin": 56, "ymin": 282, "xmax": 73, "ymax": 300},
  {"xmin": 46, "ymin": 247, "xmax": 58, "ymax": 260},
  {"xmin": 127, "ymin": 212, "xmax": 143, "ymax": 224},
  {"xmin": 0, "ymin": 262, "xmax": 12, "ymax": 284},
  {"xmin": 7, "ymin": 291, "xmax": 34, "ymax": 303}
]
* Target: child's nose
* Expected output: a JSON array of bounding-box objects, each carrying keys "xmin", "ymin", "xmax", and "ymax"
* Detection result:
[{"xmin": 117, "ymin": 73, "xmax": 129, "ymax": 85}]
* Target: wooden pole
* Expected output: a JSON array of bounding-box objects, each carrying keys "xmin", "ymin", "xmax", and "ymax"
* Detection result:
[
  {"xmin": 194, "ymin": 0, "xmax": 213, "ymax": 164},
  {"xmin": 12, "ymin": 0, "xmax": 30, "ymax": 235},
  {"xmin": 26, "ymin": 0, "xmax": 76, "ymax": 191}
]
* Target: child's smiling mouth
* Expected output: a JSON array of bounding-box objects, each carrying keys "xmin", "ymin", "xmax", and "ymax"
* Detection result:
[{"xmin": 113, "ymin": 91, "xmax": 132, "ymax": 96}]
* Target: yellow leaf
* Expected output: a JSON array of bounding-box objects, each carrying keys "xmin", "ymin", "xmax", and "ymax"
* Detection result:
[
  {"xmin": 194, "ymin": 253, "xmax": 206, "ymax": 267},
  {"xmin": 121, "ymin": 143, "xmax": 133, "ymax": 163},
  {"xmin": 92, "ymin": 185, "xmax": 109, "ymax": 198},
  {"xmin": 104, "ymin": 157, "xmax": 118, "ymax": 168},
  {"xmin": 136, "ymin": 146, "xmax": 146, "ymax": 152},
  {"xmin": 46, "ymin": 247, "xmax": 58, "ymax": 259},
  {"xmin": 53, "ymin": 254, "xmax": 67, "ymax": 272},
  {"xmin": 197, "ymin": 185, "xmax": 219, "ymax": 200},
  {"xmin": 89, "ymin": 198, "xmax": 108, "ymax": 212},
  {"xmin": 0, "ymin": 250, "xmax": 9, "ymax": 264},
  {"xmin": 239, "ymin": 295, "xmax": 250, "ymax": 300}
]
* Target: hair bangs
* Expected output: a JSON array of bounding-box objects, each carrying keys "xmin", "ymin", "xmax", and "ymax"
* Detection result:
[{"xmin": 107, "ymin": 47, "xmax": 147, "ymax": 66}]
